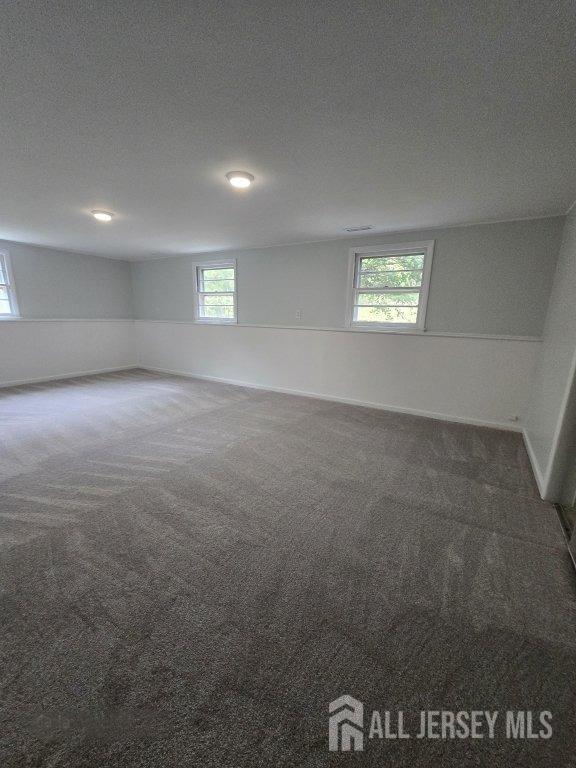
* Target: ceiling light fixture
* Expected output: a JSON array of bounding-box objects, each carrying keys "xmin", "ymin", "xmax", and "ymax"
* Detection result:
[
  {"xmin": 226, "ymin": 171, "xmax": 254, "ymax": 189},
  {"xmin": 91, "ymin": 210, "xmax": 114, "ymax": 222}
]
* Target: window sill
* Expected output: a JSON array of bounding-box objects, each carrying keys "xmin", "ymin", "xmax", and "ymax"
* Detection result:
[
  {"xmin": 195, "ymin": 318, "xmax": 238, "ymax": 325},
  {"xmin": 350, "ymin": 322, "xmax": 422, "ymax": 332}
]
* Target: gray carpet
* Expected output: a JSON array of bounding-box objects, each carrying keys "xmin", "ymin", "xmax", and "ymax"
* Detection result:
[{"xmin": 1, "ymin": 369, "xmax": 575, "ymax": 767}]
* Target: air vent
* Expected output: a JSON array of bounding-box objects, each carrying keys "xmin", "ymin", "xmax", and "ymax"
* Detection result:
[{"xmin": 344, "ymin": 225, "xmax": 373, "ymax": 232}]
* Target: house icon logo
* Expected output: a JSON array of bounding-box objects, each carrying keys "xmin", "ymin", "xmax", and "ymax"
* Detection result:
[{"xmin": 328, "ymin": 695, "xmax": 364, "ymax": 751}]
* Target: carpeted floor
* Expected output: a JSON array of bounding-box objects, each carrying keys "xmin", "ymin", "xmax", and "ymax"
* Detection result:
[{"xmin": 1, "ymin": 369, "xmax": 575, "ymax": 767}]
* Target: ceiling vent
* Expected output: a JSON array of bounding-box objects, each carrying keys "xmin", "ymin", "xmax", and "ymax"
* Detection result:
[{"xmin": 344, "ymin": 225, "xmax": 373, "ymax": 232}]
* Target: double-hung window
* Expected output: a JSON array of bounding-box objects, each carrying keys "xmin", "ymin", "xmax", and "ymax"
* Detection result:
[
  {"xmin": 0, "ymin": 252, "xmax": 19, "ymax": 317},
  {"xmin": 195, "ymin": 262, "xmax": 237, "ymax": 323},
  {"xmin": 348, "ymin": 241, "xmax": 434, "ymax": 330}
]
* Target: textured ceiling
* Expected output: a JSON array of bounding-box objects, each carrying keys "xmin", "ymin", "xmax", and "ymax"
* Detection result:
[{"xmin": 0, "ymin": 0, "xmax": 575, "ymax": 259}]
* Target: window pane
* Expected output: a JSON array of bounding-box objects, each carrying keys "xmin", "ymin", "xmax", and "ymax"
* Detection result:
[
  {"xmin": 201, "ymin": 268, "xmax": 234, "ymax": 281},
  {"xmin": 200, "ymin": 278, "xmax": 235, "ymax": 293},
  {"xmin": 360, "ymin": 254, "xmax": 424, "ymax": 272},
  {"xmin": 356, "ymin": 291, "xmax": 419, "ymax": 306},
  {"xmin": 354, "ymin": 305, "xmax": 418, "ymax": 324},
  {"xmin": 359, "ymin": 270, "xmax": 422, "ymax": 288},
  {"xmin": 201, "ymin": 294, "xmax": 235, "ymax": 306},
  {"xmin": 199, "ymin": 305, "xmax": 234, "ymax": 319},
  {"xmin": 0, "ymin": 297, "xmax": 11, "ymax": 314}
]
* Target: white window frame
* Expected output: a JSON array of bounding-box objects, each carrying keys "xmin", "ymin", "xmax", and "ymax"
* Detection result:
[
  {"xmin": 193, "ymin": 260, "xmax": 237, "ymax": 324},
  {"xmin": 0, "ymin": 251, "xmax": 20, "ymax": 318},
  {"xmin": 346, "ymin": 241, "xmax": 434, "ymax": 331}
]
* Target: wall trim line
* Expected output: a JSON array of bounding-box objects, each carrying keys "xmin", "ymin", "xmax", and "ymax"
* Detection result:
[
  {"xmin": 540, "ymin": 342, "xmax": 576, "ymax": 500},
  {"xmin": 0, "ymin": 365, "xmax": 138, "ymax": 390},
  {"xmin": 522, "ymin": 344, "xmax": 576, "ymax": 502},
  {"xmin": 0, "ymin": 318, "xmax": 539, "ymax": 341},
  {"xmin": 128, "ymin": 212, "xmax": 565, "ymax": 262},
  {"xmin": 522, "ymin": 428, "xmax": 547, "ymax": 498},
  {"xmin": 0, "ymin": 317, "xmax": 134, "ymax": 323},
  {"xmin": 140, "ymin": 365, "xmax": 522, "ymax": 432},
  {"xmin": 133, "ymin": 319, "xmax": 541, "ymax": 342}
]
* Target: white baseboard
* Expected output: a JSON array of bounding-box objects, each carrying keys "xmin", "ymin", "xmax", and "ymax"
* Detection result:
[
  {"xmin": 141, "ymin": 365, "xmax": 522, "ymax": 432},
  {"xmin": 522, "ymin": 428, "xmax": 547, "ymax": 498},
  {"xmin": 0, "ymin": 365, "xmax": 138, "ymax": 389}
]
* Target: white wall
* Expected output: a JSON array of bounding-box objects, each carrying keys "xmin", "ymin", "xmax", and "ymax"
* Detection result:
[
  {"xmin": 0, "ymin": 239, "xmax": 135, "ymax": 386},
  {"xmin": 524, "ymin": 206, "xmax": 576, "ymax": 500},
  {"xmin": 0, "ymin": 320, "xmax": 136, "ymax": 387},
  {"xmin": 131, "ymin": 217, "xmax": 563, "ymax": 337},
  {"xmin": 130, "ymin": 217, "xmax": 560, "ymax": 439},
  {"xmin": 2, "ymin": 239, "xmax": 133, "ymax": 319},
  {"xmin": 135, "ymin": 321, "xmax": 539, "ymax": 430}
]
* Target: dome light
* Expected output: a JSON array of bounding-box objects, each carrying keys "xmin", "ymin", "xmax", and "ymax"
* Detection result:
[
  {"xmin": 226, "ymin": 171, "xmax": 254, "ymax": 189},
  {"xmin": 91, "ymin": 210, "xmax": 114, "ymax": 222}
]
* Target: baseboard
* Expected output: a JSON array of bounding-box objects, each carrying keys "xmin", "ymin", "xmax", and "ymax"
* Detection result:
[
  {"xmin": 0, "ymin": 365, "xmax": 138, "ymax": 389},
  {"xmin": 522, "ymin": 428, "xmax": 548, "ymax": 498},
  {"xmin": 140, "ymin": 365, "xmax": 522, "ymax": 432}
]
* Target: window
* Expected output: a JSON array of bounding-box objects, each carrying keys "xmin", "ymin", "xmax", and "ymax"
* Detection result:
[
  {"xmin": 195, "ymin": 262, "xmax": 237, "ymax": 323},
  {"xmin": 347, "ymin": 241, "xmax": 434, "ymax": 330},
  {"xmin": 0, "ymin": 252, "xmax": 19, "ymax": 317}
]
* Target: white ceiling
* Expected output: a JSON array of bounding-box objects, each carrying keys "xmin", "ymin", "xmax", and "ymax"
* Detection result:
[{"xmin": 1, "ymin": 1, "xmax": 575, "ymax": 260}]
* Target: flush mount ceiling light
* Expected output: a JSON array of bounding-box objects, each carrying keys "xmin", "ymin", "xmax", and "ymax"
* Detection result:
[
  {"xmin": 91, "ymin": 210, "xmax": 114, "ymax": 222},
  {"xmin": 226, "ymin": 171, "xmax": 254, "ymax": 189}
]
